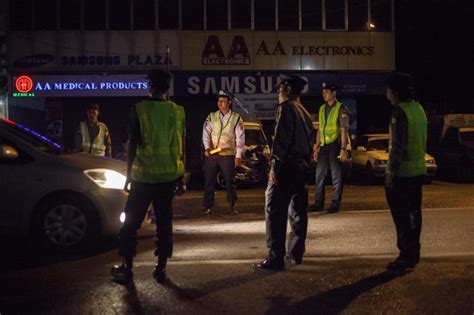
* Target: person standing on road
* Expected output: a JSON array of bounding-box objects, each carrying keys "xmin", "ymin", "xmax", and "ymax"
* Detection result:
[
  {"xmin": 75, "ymin": 103, "xmax": 112, "ymax": 157},
  {"xmin": 385, "ymin": 72, "xmax": 427, "ymax": 272},
  {"xmin": 111, "ymin": 69, "xmax": 186, "ymax": 284},
  {"xmin": 255, "ymin": 75, "xmax": 314, "ymax": 271},
  {"xmin": 202, "ymin": 90, "xmax": 245, "ymax": 215},
  {"xmin": 308, "ymin": 83, "xmax": 349, "ymax": 214}
]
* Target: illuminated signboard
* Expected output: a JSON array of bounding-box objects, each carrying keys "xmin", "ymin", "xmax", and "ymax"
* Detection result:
[{"xmin": 11, "ymin": 74, "xmax": 153, "ymax": 97}]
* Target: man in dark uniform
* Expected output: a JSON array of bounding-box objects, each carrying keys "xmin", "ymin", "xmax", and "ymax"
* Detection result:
[
  {"xmin": 385, "ymin": 72, "xmax": 427, "ymax": 272},
  {"xmin": 111, "ymin": 69, "xmax": 186, "ymax": 284},
  {"xmin": 255, "ymin": 75, "xmax": 314, "ymax": 271},
  {"xmin": 202, "ymin": 90, "xmax": 245, "ymax": 215},
  {"xmin": 308, "ymin": 83, "xmax": 350, "ymax": 214}
]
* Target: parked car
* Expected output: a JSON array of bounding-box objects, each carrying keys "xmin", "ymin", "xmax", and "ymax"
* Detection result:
[
  {"xmin": 216, "ymin": 115, "xmax": 270, "ymax": 188},
  {"xmin": 428, "ymin": 114, "xmax": 474, "ymax": 181},
  {"xmin": 0, "ymin": 118, "xmax": 127, "ymax": 250},
  {"xmin": 351, "ymin": 133, "xmax": 437, "ymax": 184}
]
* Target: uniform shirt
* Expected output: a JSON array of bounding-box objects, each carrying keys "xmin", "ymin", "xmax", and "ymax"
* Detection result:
[
  {"xmin": 75, "ymin": 120, "xmax": 112, "ymax": 156},
  {"xmin": 323, "ymin": 102, "xmax": 350, "ymax": 129},
  {"xmin": 202, "ymin": 110, "xmax": 245, "ymax": 158},
  {"xmin": 387, "ymin": 106, "xmax": 408, "ymax": 174},
  {"xmin": 271, "ymin": 100, "xmax": 315, "ymax": 174}
]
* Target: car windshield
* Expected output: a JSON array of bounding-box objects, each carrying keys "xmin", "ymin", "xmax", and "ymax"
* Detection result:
[
  {"xmin": 367, "ymin": 138, "xmax": 389, "ymax": 151},
  {"xmin": 460, "ymin": 131, "xmax": 474, "ymax": 144},
  {"xmin": 245, "ymin": 129, "xmax": 266, "ymax": 146},
  {"xmin": 3, "ymin": 120, "xmax": 62, "ymax": 155}
]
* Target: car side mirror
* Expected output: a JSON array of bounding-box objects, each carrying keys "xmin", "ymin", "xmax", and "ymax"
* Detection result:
[
  {"xmin": 0, "ymin": 145, "xmax": 19, "ymax": 160},
  {"xmin": 356, "ymin": 146, "xmax": 366, "ymax": 152}
]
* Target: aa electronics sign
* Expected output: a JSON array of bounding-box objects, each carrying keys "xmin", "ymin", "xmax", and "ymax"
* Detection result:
[{"xmin": 11, "ymin": 74, "xmax": 156, "ymax": 97}]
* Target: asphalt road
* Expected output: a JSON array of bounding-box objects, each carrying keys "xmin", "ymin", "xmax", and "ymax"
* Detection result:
[{"xmin": 0, "ymin": 181, "xmax": 473, "ymax": 314}]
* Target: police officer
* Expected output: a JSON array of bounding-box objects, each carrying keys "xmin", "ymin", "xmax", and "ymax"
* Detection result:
[
  {"xmin": 385, "ymin": 72, "xmax": 427, "ymax": 272},
  {"xmin": 308, "ymin": 83, "xmax": 349, "ymax": 214},
  {"xmin": 202, "ymin": 90, "xmax": 245, "ymax": 215},
  {"xmin": 255, "ymin": 75, "xmax": 314, "ymax": 271},
  {"xmin": 75, "ymin": 104, "xmax": 112, "ymax": 157},
  {"xmin": 111, "ymin": 69, "xmax": 186, "ymax": 284}
]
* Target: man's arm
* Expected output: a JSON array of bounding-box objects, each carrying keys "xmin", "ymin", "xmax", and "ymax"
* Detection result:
[
  {"xmin": 387, "ymin": 107, "xmax": 408, "ymax": 174},
  {"xmin": 271, "ymin": 103, "xmax": 294, "ymax": 175},
  {"xmin": 338, "ymin": 105, "xmax": 350, "ymax": 161},
  {"xmin": 202, "ymin": 114, "xmax": 212, "ymax": 156},
  {"xmin": 235, "ymin": 117, "xmax": 245, "ymax": 160},
  {"xmin": 126, "ymin": 106, "xmax": 141, "ymax": 181},
  {"xmin": 104, "ymin": 126, "xmax": 112, "ymax": 157},
  {"xmin": 74, "ymin": 125, "xmax": 82, "ymax": 152}
]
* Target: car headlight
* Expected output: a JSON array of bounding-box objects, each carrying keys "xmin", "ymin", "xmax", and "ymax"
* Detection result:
[
  {"xmin": 373, "ymin": 159, "xmax": 387, "ymax": 166},
  {"xmin": 84, "ymin": 169, "xmax": 127, "ymax": 190},
  {"xmin": 426, "ymin": 159, "xmax": 436, "ymax": 165}
]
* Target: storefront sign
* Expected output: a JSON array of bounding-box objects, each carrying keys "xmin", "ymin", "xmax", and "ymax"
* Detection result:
[{"xmin": 11, "ymin": 74, "xmax": 152, "ymax": 97}]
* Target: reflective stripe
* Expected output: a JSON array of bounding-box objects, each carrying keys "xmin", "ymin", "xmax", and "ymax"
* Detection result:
[
  {"xmin": 210, "ymin": 111, "xmax": 241, "ymax": 156},
  {"xmin": 319, "ymin": 102, "xmax": 342, "ymax": 146},
  {"xmin": 80, "ymin": 122, "xmax": 106, "ymax": 156}
]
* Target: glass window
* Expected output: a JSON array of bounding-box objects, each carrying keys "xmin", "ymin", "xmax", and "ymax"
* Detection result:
[
  {"xmin": 348, "ymin": 0, "xmax": 368, "ymax": 31},
  {"xmin": 255, "ymin": 0, "xmax": 275, "ymax": 30},
  {"xmin": 278, "ymin": 0, "xmax": 298, "ymax": 30},
  {"xmin": 84, "ymin": 0, "xmax": 106, "ymax": 30},
  {"xmin": 325, "ymin": 0, "xmax": 345, "ymax": 30},
  {"xmin": 35, "ymin": 0, "xmax": 57, "ymax": 30},
  {"xmin": 109, "ymin": 0, "xmax": 131, "ymax": 30},
  {"xmin": 159, "ymin": 0, "xmax": 179, "ymax": 29},
  {"xmin": 59, "ymin": 0, "xmax": 81, "ymax": 29},
  {"xmin": 371, "ymin": 0, "xmax": 391, "ymax": 31},
  {"xmin": 10, "ymin": 0, "xmax": 33, "ymax": 31},
  {"xmin": 206, "ymin": 0, "xmax": 228, "ymax": 30},
  {"xmin": 231, "ymin": 0, "xmax": 251, "ymax": 29},
  {"xmin": 182, "ymin": 0, "xmax": 204, "ymax": 30},
  {"xmin": 367, "ymin": 138, "xmax": 388, "ymax": 151},
  {"xmin": 302, "ymin": 0, "xmax": 322, "ymax": 31},
  {"xmin": 133, "ymin": 0, "xmax": 155, "ymax": 30}
]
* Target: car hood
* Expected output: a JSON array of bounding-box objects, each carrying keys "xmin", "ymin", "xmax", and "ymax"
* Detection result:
[
  {"xmin": 368, "ymin": 150, "xmax": 435, "ymax": 161},
  {"xmin": 57, "ymin": 153, "xmax": 127, "ymax": 174}
]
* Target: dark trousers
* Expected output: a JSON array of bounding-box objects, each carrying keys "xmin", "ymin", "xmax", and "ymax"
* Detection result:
[
  {"xmin": 203, "ymin": 155, "xmax": 237, "ymax": 209},
  {"xmin": 314, "ymin": 142, "xmax": 343, "ymax": 208},
  {"xmin": 265, "ymin": 159, "xmax": 309, "ymax": 262},
  {"xmin": 118, "ymin": 180, "xmax": 176, "ymax": 259},
  {"xmin": 385, "ymin": 175, "xmax": 424, "ymax": 263}
]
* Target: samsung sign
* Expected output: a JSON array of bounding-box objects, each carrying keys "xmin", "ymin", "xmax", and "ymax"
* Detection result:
[{"xmin": 12, "ymin": 74, "xmax": 152, "ymax": 97}]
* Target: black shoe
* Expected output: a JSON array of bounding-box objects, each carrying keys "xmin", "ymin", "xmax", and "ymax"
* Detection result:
[
  {"xmin": 204, "ymin": 208, "xmax": 212, "ymax": 215},
  {"xmin": 254, "ymin": 258, "xmax": 285, "ymax": 271},
  {"xmin": 153, "ymin": 268, "xmax": 167, "ymax": 284},
  {"xmin": 308, "ymin": 203, "xmax": 324, "ymax": 213},
  {"xmin": 386, "ymin": 258, "xmax": 417, "ymax": 271},
  {"xmin": 229, "ymin": 207, "xmax": 238, "ymax": 215},
  {"xmin": 111, "ymin": 264, "xmax": 133, "ymax": 284},
  {"xmin": 285, "ymin": 255, "xmax": 302, "ymax": 265},
  {"xmin": 325, "ymin": 204, "xmax": 340, "ymax": 213}
]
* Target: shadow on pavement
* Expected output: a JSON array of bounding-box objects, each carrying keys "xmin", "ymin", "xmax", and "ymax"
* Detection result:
[
  {"xmin": 266, "ymin": 270, "xmax": 409, "ymax": 315},
  {"xmin": 122, "ymin": 282, "xmax": 147, "ymax": 315},
  {"xmin": 0, "ymin": 236, "xmax": 121, "ymax": 272}
]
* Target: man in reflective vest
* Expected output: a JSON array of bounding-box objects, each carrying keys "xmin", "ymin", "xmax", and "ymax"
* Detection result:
[
  {"xmin": 202, "ymin": 90, "xmax": 245, "ymax": 215},
  {"xmin": 111, "ymin": 69, "xmax": 186, "ymax": 284},
  {"xmin": 309, "ymin": 83, "xmax": 349, "ymax": 214},
  {"xmin": 385, "ymin": 72, "xmax": 427, "ymax": 272},
  {"xmin": 75, "ymin": 103, "xmax": 112, "ymax": 157}
]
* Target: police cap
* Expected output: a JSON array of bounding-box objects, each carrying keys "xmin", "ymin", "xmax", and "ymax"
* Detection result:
[
  {"xmin": 218, "ymin": 90, "xmax": 234, "ymax": 100},
  {"xmin": 277, "ymin": 74, "xmax": 308, "ymax": 93},
  {"xmin": 88, "ymin": 103, "xmax": 100, "ymax": 111},
  {"xmin": 386, "ymin": 72, "xmax": 412, "ymax": 92},
  {"xmin": 321, "ymin": 82, "xmax": 338, "ymax": 92}
]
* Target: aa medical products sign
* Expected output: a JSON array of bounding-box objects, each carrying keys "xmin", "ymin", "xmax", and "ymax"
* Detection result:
[{"xmin": 10, "ymin": 74, "xmax": 166, "ymax": 97}]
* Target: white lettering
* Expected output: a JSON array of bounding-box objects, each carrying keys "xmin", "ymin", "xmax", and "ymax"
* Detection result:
[
  {"xmin": 221, "ymin": 76, "xmax": 240, "ymax": 93},
  {"xmin": 204, "ymin": 78, "xmax": 217, "ymax": 95},
  {"xmin": 260, "ymin": 76, "xmax": 273, "ymax": 94},
  {"xmin": 187, "ymin": 77, "xmax": 200, "ymax": 95},
  {"xmin": 243, "ymin": 77, "xmax": 256, "ymax": 94}
]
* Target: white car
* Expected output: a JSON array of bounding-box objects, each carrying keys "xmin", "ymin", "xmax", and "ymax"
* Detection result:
[
  {"xmin": 0, "ymin": 118, "xmax": 127, "ymax": 250},
  {"xmin": 352, "ymin": 133, "xmax": 437, "ymax": 184}
]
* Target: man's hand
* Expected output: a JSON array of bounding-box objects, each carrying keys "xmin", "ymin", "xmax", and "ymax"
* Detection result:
[
  {"xmin": 313, "ymin": 147, "xmax": 319, "ymax": 161},
  {"xmin": 339, "ymin": 149, "xmax": 348, "ymax": 162},
  {"xmin": 269, "ymin": 169, "xmax": 278, "ymax": 185},
  {"xmin": 175, "ymin": 177, "xmax": 186, "ymax": 196},
  {"xmin": 235, "ymin": 157, "xmax": 241, "ymax": 167},
  {"xmin": 385, "ymin": 172, "xmax": 394, "ymax": 189},
  {"xmin": 204, "ymin": 149, "xmax": 210, "ymax": 157},
  {"xmin": 124, "ymin": 178, "xmax": 131, "ymax": 193}
]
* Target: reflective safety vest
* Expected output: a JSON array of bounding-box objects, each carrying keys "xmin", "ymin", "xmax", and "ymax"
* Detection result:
[
  {"xmin": 80, "ymin": 121, "xmax": 107, "ymax": 156},
  {"xmin": 389, "ymin": 101, "xmax": 427, "ymax": 177},
  {"xmin": 131, "ymin": 100, "xmax": 185, "ymax": 184},
  {"xmin": 319, "ymin": 101, "xmax": 342, "ymax": 146},
  {"xmin": 210, "ymin": 110, "xmax": 241, "ymax": 156}
]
